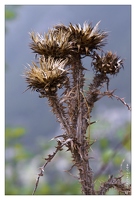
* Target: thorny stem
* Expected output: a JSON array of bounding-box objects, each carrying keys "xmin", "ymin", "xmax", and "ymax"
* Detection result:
[
  {"xmin": 111, "ymin": 93, "xmax": 131, "ymax": 111},
  {"xmin": 32, "ymin": 140, "xmax": 64, "ymax": 195},
  {"xmin": 48, "ymin": 95, "xmax": 70, "ymax": 134},
  {"xmin": 97, "ymin": 175, "xmax": 131, "ymax": 195},
  {"xmin": 73, "ymin": 58, "xmax": 85, "ymax": 142},
  {"xmin": 73, "ymin": 147, "xmax": 95, "ymax": 194},
  {"xmin": 70, "ymin": 58, "xmax": 95, "ymax": 194}
]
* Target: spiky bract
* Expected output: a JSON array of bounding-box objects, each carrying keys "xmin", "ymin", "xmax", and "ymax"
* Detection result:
[
  {"xmin": 69, "ymin": 21, "xmax": 108, "ymax": 54},
  {"xmin": 30, "ymin": 22, "xmax": 108, "ymax": 60},
  {"xmin": 54, "ymin": 21, "xmax": 108, "ymax": 55},
  {"xmin": 30, "ymin": 30, "xmax": 74, "ymax": 61},
  {"xmin": 24, "ymin": 56, "xmax": 68, "ymax": 96},
  {"xmin": 92, "ymin": 51, "xmax": 124, "ymax": 75}
]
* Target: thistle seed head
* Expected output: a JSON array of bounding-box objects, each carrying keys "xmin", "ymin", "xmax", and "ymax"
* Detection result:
[
  {"xmin": 92, "ymin": 51, "xmax": 124, "ymax": 75},
  {"xmin": 29, "ymin": 30, "xmax": 74, "ymax": 61},
  {"xmin": 54, "ymin": 21, "xmax": 108, "ymax": 54},
  {"xmin": 24, "ymin": 56, "xmax": 68, "ymax": 96},
  {"xmin": 30, "ymin": 21, "xmax": 108, "ymax": 60}
]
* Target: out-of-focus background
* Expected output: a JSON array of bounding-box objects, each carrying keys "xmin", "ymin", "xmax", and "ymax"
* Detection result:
[{"xmin": 5, "ymin": 5, "xmax": 131, "ymax": 195}]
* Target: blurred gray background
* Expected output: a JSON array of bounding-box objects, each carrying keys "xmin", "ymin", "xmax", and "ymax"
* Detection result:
[{"xmin": 5, "ymin": 5, "xmax": 131, "ymax": 151}]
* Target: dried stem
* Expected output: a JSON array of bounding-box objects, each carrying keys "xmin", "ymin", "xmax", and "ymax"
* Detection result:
[
  {"xmin": 69, "ymin": 58, "xmax": 95, "ymax": 194},
  {"xmin": 32, "ymin": 139, "xmax": 64, "ymax": 195},
  {"xmin": 47, "ymin": 95, "xmax": 70, "ymax": 134},
  {"xmin": 24, "ymin": 21, "xmax": 131, "ymax": 195},
  {"xmin": 110, "ymin": 93, "xmax": 131, "ymax": 111},
  {"xmin": 72, "ymin": 146, "xmax": 95, "ymax": 194},
  {"xmin": 97, "ymin": 175, "xmax": 131, "ymax": 195}
]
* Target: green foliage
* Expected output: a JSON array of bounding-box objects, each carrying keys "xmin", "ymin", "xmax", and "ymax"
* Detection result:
[
  {"xmin": 35, "ymin": 180, "xmax": 81, "ymax": 195},
  {"xmin": 99, "ymin": 138, "xmax": 109, "ymax": 149},
  {"xmin": 5, "ymin": 127, "xmax": 81, "ymax": 195},
  {"xmin": 116, "ymin": 122, "xmax": 131, "ymax": 151},
  {"xmin": 113, "ymin": 153, "xmax": 124, "ymax": 166},
  {"xmin": 102, "ymin": 149, "xmax": 114, "ymax": 164},
  {"xmin": 5, "ymin": 10, "xmax": 16, "ymax": 20},
  {"xmin": 106, "ymin": 188, "xmax": 119, "ymax": 195},
  {"xmin": 5, "ymin": 127, "xmax": 25, "ymax": 147},
  {"xmin": 122, "ymin": 124, "xmax": 131, "ymax": 151},
  {"xmin": 5, "ymin": 127, "xmax": 32, "ymax": 194},
  {"xmin": 5, "ymin": 6, "xmax": 20, "ymax": 34},
  {"xmin": 6, "ymin": 127, "xmax": 25, "ymax": 138}
]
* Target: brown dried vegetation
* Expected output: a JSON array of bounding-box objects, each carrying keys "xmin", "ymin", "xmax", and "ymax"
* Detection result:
[{"xmin": 24, "ymin": 22, "xmax": 131, "ymax": 195}]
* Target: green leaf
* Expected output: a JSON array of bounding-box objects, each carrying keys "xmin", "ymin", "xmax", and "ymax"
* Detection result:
[
  {"xmin": 122, "ymin": 124, "xmax": 131, "ymax": 151},
  {"xmin": 122, "ymin": 133, "xmax": 131, "ymax": 151},
  {"xmin": 102, "ymin": 149, "xmax": 113, "ymax": 163},
  {"xmin": 99, "ymin": 138, "xmax": 109, "ymax": 149},
  {"xmin": 5, "ymin": 10, "xmax": 16, "ymax": 20},
  {"xmin": 6, "ymin": 127, "xmax": 26, "ymax": 139},
  {"xmin": 113, "ymin": 154, "xmax": 124, "ymax": 166}
]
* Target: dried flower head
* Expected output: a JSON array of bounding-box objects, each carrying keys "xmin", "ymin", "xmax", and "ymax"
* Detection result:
[
  {"xmin": 29, "ymin": 21, "xmax": 107, "ymax": 61},
  {"xmin": 29, "ymin": 30, "xmax": 74, "ymax": 61},
  {"xmin": 92, "ymin": 51, "xmax": 124, "ymax": 75},
  {"xmin": 54, "ymin": 21, "xmax": 108, "ymax": 55},
  {"xmin": 24, "ymin": 56, "xmax": 68, "ymax": 96},
  {"xmin": 69, "ymin": 21, "xmax": 107, "ymax": 54}
]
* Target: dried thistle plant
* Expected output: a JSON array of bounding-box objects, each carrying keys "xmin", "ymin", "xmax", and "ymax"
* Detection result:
[{"xmin": 24, "ymin": 21, "xmax": 131, "ymax": 195}]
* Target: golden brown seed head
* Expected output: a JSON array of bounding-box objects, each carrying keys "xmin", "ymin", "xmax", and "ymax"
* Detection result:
[
  {"xmin": 29, "ymin": 21, "xmax": 108, "ymax": 60},
  {"xmin": 66, "ymin": 21, "xmax": 108, "ymax": 54},
  {"xmin": 24, "ymin": 56, "xmax": 68, "ymax": 95},
  {"xmin": 29, "ymin": 30, "xmax": 74, "ymax": 61},
  {"xmin": 92, "ymin": 51, "xmax": 124, "ymax": 75}
]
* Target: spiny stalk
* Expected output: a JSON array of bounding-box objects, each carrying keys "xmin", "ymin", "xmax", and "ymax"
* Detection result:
[{"xmin": 24, "ymin": 21, "xmax": 130, "ymax": 195}]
